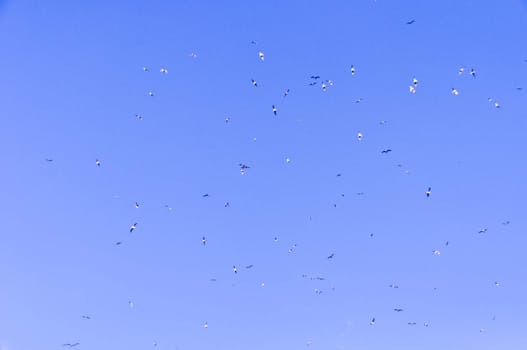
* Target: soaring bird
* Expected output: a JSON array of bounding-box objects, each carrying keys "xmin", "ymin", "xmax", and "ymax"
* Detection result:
[
  {"xmin": 130, "ymin": 223, "xmax": 137, "ymax": 233},
  {"xmin": 258, "ymin": 51, "xmax": 265, "ymax": 61},
  {"xmin": 321, "ymin": 82, "xmax": 327, "ymax": 91},
  {"xmin": 160, "ymin": 68, "xmax": 168, "ymax": 74},
  {"xmin": 458, "ymin": 67, "xmax": 465, "ymax": 75},
  {"xmin": 381, "ymin": 149, "xmax": 392, "ymax": 154},
  {"xmin": 272, "ymin": 105, "xmax": 278, "ymax": 116},
  {"xmin": 409, "ymin": 85, "xmax": 416, "ymax": 94},
  {"xmin": 283, "ymin": 89, "xmax": 290, "ymax": 97},
  {"xmin": 327, "ymin": 253, "xmax": 335, "ymax": 259},
  {"xmin": 394, "ymin": 308, "xmax": 404, "ymax": 312},
  {"xmin": 426, "ymin": 187, "xmax": 432, "ymax": 197},
  {"xmin": 202, "ymin": 194, "xmax": 210, "ymax": 198},
  {"xmin": 251, "ymin": 79, "xmax": 258, "ymax": 87},
  {"xmin": 310, "ymin": 75, "xmax": 320, "ymax": 80},
  {"xmin": 408, "ymin": 322, "xmax": 417, "ymax": 326},
  {"xmin": 135, "ymin": 202, "xmax": 139, "ymax": 208},
  {"xmin": 81, "ymin": 315, "xmax": 91, "ymax": 320},
  {"xmin": 142, "ymin": 67, "xmax": 149, "ymax": 72},
  {"xmin": 148, "ymin": 91, "xmax": 154, "ymax": 97},
  {"xmin": 470, "ymin": 68, "xmax": 476, "ymax": 78},
  {"xmin": 478, "ymin": 228, "xmax": 488, "ymax": 234},
  {"xmin": 412, "ymin": 76, "xmax": 418, "ymax": 86},
  {"xmin": 95, "ymin": 159, "xmax": 101, "ymax": 167},
  {"xmin": 45, "ymin": 158, "xmax": 53, "ymax": 162},
  {"xmin": 62, "ymin": 344, "xmax": 80, "ymax": 348},
  {"xmin": 406, "ymin": 19, "xmax": 416, "ymax": 25},
  {"xmin": 246, "ymin": 264, "xmax": 254, "ymax": 269}
]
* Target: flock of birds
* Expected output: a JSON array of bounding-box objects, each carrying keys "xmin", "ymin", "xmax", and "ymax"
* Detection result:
[{"xmin": 37, "ymin": 16, "xmax": 524, "ymax": 349}]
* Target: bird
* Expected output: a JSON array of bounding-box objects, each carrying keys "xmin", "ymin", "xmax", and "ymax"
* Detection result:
[
  {"xmin": 225, "ymin": 117, "xmax": 230, "ymax": 123},
  {"xmin": 210, "ymin": 278, "xmax": 217, "ymax": 282},
  {"xmin": 394, "ymin": 308, "xmax": 404, "ymax": 312},
  {"xmin": 135, "ymin": 114, "xmax": 144, "ymax": 120},
  {"xmin": 389, "ymin": 284, "xmax": 399, "ymax": 289},
  {"xmin": 115, "ymin": 241, "xmax": 123, "ymax": 246},
  {"xmin": 148, "ymin": 91, "xmax": 154, "ymax": 97},
  {"xmin": 202, "ymin": 236, "xmax": 207, "ymax": 246},
  {"xmin": 412, "ymin": 76, "xmax": 418, "ymax": 86},
  {"xmin": 245, "ymin": 264, "xmax": 254, "ymax": 269},
  {"xmin": 251, "ymin": 79, "xmax": 258, "ymax": 87},
  {"xmin": 451, "ymin": 88, "xmax": 459, "ymax": 95},
  {"xmin": 327, "ymin": 253, "xmax": 335, "ymax": 259},
  {"xmin": 458, "ymin": 67, "xmax": 465, "ymax": 75},
  {"xmin": 502, "ymin": 221, "xmax": 511, "ymax": 225},
  {"xmin": 478, "ymin": 228, "xmax": 488, "ymax": 234},
  {"xmin": 285, "ymin": 157, "xmax": 291, "ymax": 163},
  {"xmin": 45, "ymin": 158, "xmax": 53, "ymax": 162},
  {"xmin": 409, "ymin": 85, "xmax": 416, "ymax": 94},
  {"xmin": 233, "ymin": 265, "xmax": 238, "ymax": 274},
  {"xmin": 494, "ymin": 281, "xmax": 500, "ymax": 287},
  {"xmin": 272, "ymin": 105, "xmax": 278, "ymax": 116},
  {"xmin": 408, "ymin": 322, "xmax": 417, "ymax": 326},
  {"xmin": 153, "ymin": 341, "xmax": 158, "ymax": 347},
  {"xmin": 433, "ymin": 249, "xmax": 441, "ymax": 256},
  {"xmin": 130, "ymin": 223, "xmax": 137, "ymax": 233},
  {"xmin": 406, "ymin": 19, "xmax": 415, "ymax": 25},
  {"xmin": 494, "ymin": 101, "xmax": 501, "ymax": 108},
  {"xmin": 381, "ymin": 149, "xmax": 392, "ymax": 154},
  {"xmin": 354, "ymin": 98, "xmax": 363, "ymax": 103},
  {"xmin": 308, "ymin": 82, "xmax": 317, "ymax": 86},
  {"xmin": 204, "ymin": 322, "xmax": 209, "ymax": 329},
  {"xmin": 258, "ymin": 51, "xmax": 265, "ymax": 61},
  {"xmin": 470, "ymin": 68, "xmax": 476, "ymax": 78},
  {"xmin": 445, "ymin": 241, "xmax": 449, "ymax": 246},
  {"xmin": 350, "ymin": 65, "xmax": 356, "ymax": 75},
  {"xmin": 189, "ymin": 52, "xmax": 197, "ymax": 58},
  {"xmin": 274, "ymin": 236, "xmax": 278, "ymax": 242},
  {"xmin": 135, "ymin": 202, "xmax": 139, "ymax": 208},
  {"xmin": 370, "ymin": 317, "xmax": 376, "ymax": 325},
  {"xmin": 283, "ymin": 89, "xmax": 290, "ymax": 97},
  {"xmin": 224, "ymin": 202, "xmax": 230, "ymax": 207},
  {"xmin": 95, "ymin": 159, "xmax": 101, "ymax": 167},
  {"xmin": 250, "ymin": 40, "xmax": 257, "ymax": 45},
  {"xmin": 81, "ymin": 315, "xmax": 91, "ymax": 320},
  {"xmin": 142, "ymin": 66, "xmax": 149, "ymax": 72},
  {"xmin": 202, "ymin": 194, "xmax": 210, "ymax": 198},
  {"xmin": 426, "ymin": 187, "xmax": 432, "ymax": 197},
  {"xmin": 160, "ymin": 68, "xmax": 168, "ymax": 74},
  {"xmin": 129, "ymin": 300, "xmax": 134, "ymax": 308},
  {"xmin": 62, "ymin": 343, "xmax": 80, "ymax": 348},
  {"xmin": 310, "ymin": 75, "xmax": 320, "ymax": 80},
  {"xmin": 321, "ymin": 82, "xmax": 327, "ymax": 91},
  {"xmin": 424, "ymin": 322, "xmax": 430, "ymax": 327}
]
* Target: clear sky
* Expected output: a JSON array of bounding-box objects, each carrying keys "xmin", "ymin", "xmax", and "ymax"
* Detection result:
[{"xmin": 1, "ymin": 0, "xmax": 527, "ymax": 349}]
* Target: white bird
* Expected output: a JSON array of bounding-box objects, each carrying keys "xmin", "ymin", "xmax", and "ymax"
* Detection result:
[
  {"xmin": 321, "ymin": 82, "xmax": 327, "ymax": 91},
  {"xmin": 95, "ymin": 159, "xmax": 101, "ymax": 167},
  {"xmin": 451, "ymin": 88, "xmax": 459, "ymax": 95},
  {"xmin": 258, "ymin": 51, "xmax": 265, "ymax": 61},
  {"xmin": 202, "ymin": 236, "xmax": 207, "ymax": 246},
  {"xmin": 251, "ymin": 79, "xmax": 258, "ymax": 87},
  {"xmin": 351, "ymin": 65, "xmax": 356, "ymax": 75},
  {"xmin": 135, "ymin": 202, "xmax": 139, "ymax": 208},
  {"xmin": 494, "ymin": 101, "xmax": 501, "ymax": 108},
  {"xmin": 148, "ymin": 91, "xmax": 154, "ymax": 97},
  {"xmin": 478, "ymin": 228, "xmax": 488, "ymax": 234},
  {"xmin": 412, "ymin": 76, "xmax": 418, "ymax": 86},
  {"xmin": 203, "ymin": 322, "xmax": 208, "ymax": 329},
  {"xmin": 129, "ymin": 300, "xmax": 134, "ymax": 308},
  {"xmin": 433, "ymin": 249, "xmax": 441, "ymax": 256},
  {"xmin": 272, "ymin": 105, "xmax": 278, "ymax": 116},
  {"xmin": 357, "ymin": 132, "xmax": 363, "ymax": 141},
  {"xmin": 426, "ymin": 187, "xmax": 432, "ymax": 197},
  {"xmin": 285, "ymin": 157, "xmax": 291, "ymax": 163},
  {"xmin": 160, "ymin": 68, "xmax": 168, "ymax": 74},
  {"xmin": 494, "ymin": 281, "xmax": 500, "ymax": 287},
  {"xmin": 233, "ymin": 265, "xmax": 238, "ymax": 274},
  {"xmin": 409, "ymin": 85, "xmax": 416, "ymax": 94},
  {"xmin": 143, "ymin": 67, "xmax": 149, "ymax": 72},
  {"xmin": 283, "ymin": 89, "xmax": 290, "ymax": 97},
  {"xmin": 458, "ymin": 67, "xmax": 465, "ymax": 75},
  {"xmin": 189, "ymin": 52, "xmax": 197, "ymax": 58},
  {"xmin": 130, "ymin": 223, "xmax": 137, "ymax": 233}
]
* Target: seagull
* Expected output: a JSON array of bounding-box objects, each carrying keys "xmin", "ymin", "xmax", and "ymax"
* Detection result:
[
  {"xmin": 130, "ymin": 223, "xmax": 137, "ymax": 233},
  {"xmin": 326, "ymin": 79, "xmax": 333, "ymax": 86},
  {"xmin": 135, "ymin": 202, "xmax": 139, "ymax": 208},
  {"xmin": 239, "ymin": 163, "xmax": 250, "ymax": 175},
  {"xmin": 351, "ymin": 65, "xmax": 356, "ymax": 75},
  {"xmin": 95, "ymin": 159, "xmax": 101, "ymax": 167},
  {"xmin": 160, "ymin": 68, "xmax": 168, "ymax": 74},
  {"xmin": 426, "ymin": 187, "xmax": 432, "ymax": 197},
  {"xmin": 283, "ymin": 89, "xmax": 290, "ymax": 97},
  {"xmin": 478, "ymin": 228, "xmax": 488, "ymax": 234},
  {"xmin": 394, "ymin": 308, "xmax": 404, "ymax": 312},
  {"xmin": 62, "ymin": 343, "xmax": 80, "ymax": 348},
  {"xmin": 424, "ymin": 322, "xmax": 430, "ymax": 327},
  {"xmin": 494, "ymin": 101, "xmax": 501, "ymax": 108},
  {"xmin": 129, "ymin": 300, "xmax": 134, "ymax": 308},
  {"xmin": 470, "ymin": 68, "xmax": 476, "ymax": 78},
  {"xmin": 251, "ymin": 79, "xmax": 258, "ymax": 87},
  {"xmin": 250, "ymin": 40, "xmax": 257, "ymax": 45},
  {"xmin": 272, "ymin": 105, "xmax": 278, "ymax": 116},
  {"xmin": 409, "ymin": 85, "xmax": 416, "ymax": 94},
  {"xmin": 354, "ymin": 98, "xmax": 363, "ymax": 103},
  {"xmin": 381, "ymin": 149, "xmax": 392, "ymax": 154},
  {"xmin": 389, "ymin": 284, "xmax": 399, "ymax": 289},
  {"xmin": 285, "ymin": 157, "xmax": 291, "ymax": 163},
  {"xmin": 274, "ymin": 236, "xmax": 278, "ymax": 242},
  {"xmin": 202, "ymin": 236, "xmax": 207, "ymax": 246},
  {"xmin": 451, "ymin": 88, "xmax": 459, "ymax": 95},
  {"xmin": 370, "ymin": 317, "xmax": 376, "ymax": 325},
  {"xmin": 81, "ymin": 315, "xmax": 91, "ymax": 320},
  {"xmin": 445, "ymin": 241, "xmax": 449, "ymax": 246},
  {"xmin": 258, "ymin": 51, "xmax": 265, "ymax": 61},
  {"xmin": 210, "ymin": 278, "xmax": 217, "ymax": 282},
  {"xmin": 308, "ymin": 82, "xmax": 317, "ymax": 86},
  {"xmin": 233, "ymin": 265, "xmax": 238, "ymax": 274},
  {"xmin": 406, "ymin": 19, "xmax": 416, "ymax": 25},
  {"xmin": 458, "ymin": 67, "xmax": 465, "ymax": 75},
  {"xmin": 225, "ymin": 117, "xmax": 230, "ymax": 123},
  {"xmin": 153, "ymin": 341, "xmax": 158, "ymax": 347},
  {"xmin": 327, "ymin": 253, "xmax": 335, "ymax": 259}
]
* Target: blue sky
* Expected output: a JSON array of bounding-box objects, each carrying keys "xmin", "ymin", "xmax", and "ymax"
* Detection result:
[{"xmin": 1, "ymin": 0, "xmax": 527, "ymax": 349}]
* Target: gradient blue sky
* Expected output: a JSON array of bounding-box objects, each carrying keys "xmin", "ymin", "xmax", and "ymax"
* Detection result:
[{"xmin": 1, "ymin": 1, "xmax": 527, "ymax": 349}]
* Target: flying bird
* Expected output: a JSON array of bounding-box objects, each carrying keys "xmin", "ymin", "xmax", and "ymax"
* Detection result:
[
  {"xmin": 394, "ymin": 308, "xmax": 404, "ymax": 312},
  {"xmin": 412, "ymin": 76, "xmax": 418, "ymax": 86},
  {"xmin": 433, "ymin": 249, "xmax": 441, "ymax": 256},
  {"xmin": 321, "ymin": 82, "xmax": 327, "ymax": 91},
  {"xmin": 160, "ymin": 68, "xmax": 168, "ymax": 74},
  {"xmin": 327, "ymin": 253, "xmax": 335, "ymax": 259},
  {"xmin": 470, "ymin": 68, "xmax": 476, "ymax": 78},
  {"xmin": 350, "ymin": 65, "xmax": 356, "ymax": 75},
  {"xmin": 62, "ymin": 343, "xmax": 80, "ymax": 348},
  {"xmin": 408, "ymin": 322, "xmax": 417, "ymax": 326},
  {"xmin": 381, "ymin": 149, "xmax": 392, "ymax": 154},
  {"xmin": 426, "ymin": 187, "xmax": 432, "ymax": 197},
  {"xmin": 310, "ymin": 75, "xmax": 320, "ymax": 80},
  {"xmin": 95, "ymin": 159, "xmax": 101, "ymax": 167},
  {"xmin": 272, "ymin": 105, "xmax": 278, "ymax": 116},
  {"xmin": 246, "ymin": 264, "xmax": 254, "ymax": 269},
  {"xmin": 189, "ymin": 52, "xmax": 198, "ymax": 58},
  {"xmin": 308, "ymin": 82, "xmax": 317, "ymax": 86},
  {"xmin": 233, "ymin": 265, "xmax": 238, "ymax": 274},
  {"xmin": 45, "ymin": 158, "xmax": 53, "ymax": 162},
  {"xmin": 202, "ymin": 236, "xmax": 207, "ymax": 246},
  {"xmin": 115, "ymin": 241, "xmax": 123, "ymax": 246},
  {"xmin": 142, "ymin": 67, "xmax": 149, "ymax": 72},
  {"xmin": 135, "ymin": 114, "xmax": 144, "ymax": 120},
  {"xmin": 251, "ymin": 79, "xmax": 258, "ymax": 87},
  {"xmin": 451, "ymin": 88, "xmax": 459, "ymax": 95},
  {"xmin": 283, "ymin": 89, "xmax": 290, "ymax": 97},
  {"xmin": 409, "ymin": 85, "xmax": 416, "ymax": 94},
  {"xmin": 135, "ymin": 202, "xmax": 139, "ymax": 208},
  {"xmin": 258, "ymin": 51, "xmax": 265, "ymax": 61},
  {"xmin": 148, "ymin": 91, "xmax": 154, "ymax": 97},
  {"xmin": 130, "ymin": 223, "xmax": 137, "ymax": 233},
  {"xmin": 458, "ymin": 67, "xmax": 465, "ymax": 75},
  {"xmin": 81, "ymin": 315, "xmax": 91, "ymax": 320},
  {"xmin": 370, "ymin": 317, "xmax": 376, "ymax": 325},
  {"xmin": 406, "ymin": 19, "xmax": 416, "ymax": 25},
  {"xmin": 478, "ymin": 228, "xmax": 488, "ymax": 234},
  {"xmin": 202, "ymin": 194, "xmax": 210, "ymax": 198},
  {"xmin": 239, "ymin": 163, "xmax": 250, "ymax": 175}
]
